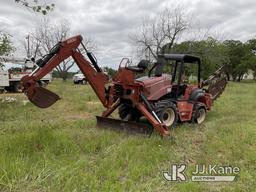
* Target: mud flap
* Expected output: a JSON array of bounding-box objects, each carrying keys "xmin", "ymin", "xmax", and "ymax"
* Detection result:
[
  {"xmin": 96, "ymin": 116, "xmax": 153, "ymax": 135},
  {"xmin": 27, "ymin": 86, "xmax": 60, "ymax": 108}
]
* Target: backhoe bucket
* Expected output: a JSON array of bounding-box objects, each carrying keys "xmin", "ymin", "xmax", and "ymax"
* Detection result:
[
  {"xmin": 27, "ymin": 86, "xmax": 60, "ymax": 108},
  {"xmin": 96, "ymin": 116, "xmax": 153, "ymax": 135}
]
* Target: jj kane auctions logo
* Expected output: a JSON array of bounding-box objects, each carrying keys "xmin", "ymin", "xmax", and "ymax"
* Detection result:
[{"xmin": 163, "ymin": 164, "xmax": 240, "ymax": 182}]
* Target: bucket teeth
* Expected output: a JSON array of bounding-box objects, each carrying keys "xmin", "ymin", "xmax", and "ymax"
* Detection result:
[{"xmin": 96, "ymin": 116, "xmax": 153, "ymax": 135}]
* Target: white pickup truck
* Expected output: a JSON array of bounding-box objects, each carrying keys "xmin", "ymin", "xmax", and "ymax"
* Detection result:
[{"xmin": 73, "ymin": 73, "xmax": 87, "ymax": 84}]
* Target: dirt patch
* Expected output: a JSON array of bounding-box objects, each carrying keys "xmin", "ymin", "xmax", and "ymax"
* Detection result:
[
  {"xmin": 1, "ymin": 96, "xmax": 17, "ymax": 103},
  {"xmin": 0, "ymin": 93, "xmax": 27, "ymax": 102},
  {"xmin": 0, "ymin": 92, "xmax": 23, "ymax": 96},
  {"xmin": 0, "ymin": 94, "xmax": 29, "ymax": 105}
]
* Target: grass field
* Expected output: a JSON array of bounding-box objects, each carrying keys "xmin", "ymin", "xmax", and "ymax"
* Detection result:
[{"xmin": 0, "ymin": 80, "xmax": 256, "ymax": 191}]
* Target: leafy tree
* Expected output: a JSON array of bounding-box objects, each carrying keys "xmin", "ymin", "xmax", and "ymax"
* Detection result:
[
  {"xmin": 245, "ymin": 39, "xmax": 256, "ymax": 80},
  {"xmin": 246, "ymin": 39, "xmax": 256, "ymax": 53},
  {"xmin": 172, "ymin": 37, "xmax": 226, "ymax": 79},
  {"xmin": 0, "ymin": 33, "xmax": 13, "ymax": 56},
  {"xmin": 103, "ymin": 67, "xmax": 117, "ymax": 78},
  {"xmin": 223, "ymin": 40, "xmax": 249, "ymax": 81},
  {"xmin": 15, "ymin": 0, "xmax": 54, "ymax": 15},
  {"xmin": 52, "ymin": 70, "xmax": 76, "ymax": 79},
  {"xmin": 0, "ymin": 33, "xmax": 13, "ymax": 68},
  {"xmin": 164, "ymin": 37, "xmax": 256, "ymax": 81}
]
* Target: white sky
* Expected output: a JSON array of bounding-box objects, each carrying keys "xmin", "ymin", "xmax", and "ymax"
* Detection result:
[{"xmin": 0, "ymin": 0, "xmax": 256, "ymax": 70}]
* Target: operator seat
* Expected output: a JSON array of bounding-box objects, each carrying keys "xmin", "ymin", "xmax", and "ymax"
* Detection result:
[{"xmin": 126, "ymin": 60, "xmax": 149, "ymax": 73}]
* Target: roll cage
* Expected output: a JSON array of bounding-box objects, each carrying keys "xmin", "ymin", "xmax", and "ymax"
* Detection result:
[{"xmin": 148, "ymin": 54, "xmax": 201, "ymax": 87}]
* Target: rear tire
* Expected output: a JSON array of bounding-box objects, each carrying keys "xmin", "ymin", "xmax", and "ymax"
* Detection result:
[
  {"xmin": 154, "ymin": 100, "xmax": 178, "ymax": 129},
  {"xmin": 13, "ymin": 82, "xmax": 22, "ymax": 93},
  {"xmin": 193, "ymin": 105, "xmax": 206, "ymax": 124},
  {"xmin": 78, "ymin": 79, "xmax": 87, "ymax": 85},
  {"xmin": 43, "ymin": 80, "xmax": 49, "ymax": 86},
  {"xmin": 82, "ymin": 79, "xmax": 87, "ymax": 85}
]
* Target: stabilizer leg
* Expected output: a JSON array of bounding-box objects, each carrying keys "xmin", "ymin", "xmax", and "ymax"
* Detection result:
[
  {"xmin": 102, "ymin": 99, "xmax": 120, "ymax": 117},
  {"xmin": 136, "ymin": 103, "xmax": 170, "ymax": 137}
]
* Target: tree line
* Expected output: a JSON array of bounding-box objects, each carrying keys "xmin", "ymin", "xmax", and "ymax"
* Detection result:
[{"xmin": 171, "ymin": 38, "xmax": 256, "ymax": 81}]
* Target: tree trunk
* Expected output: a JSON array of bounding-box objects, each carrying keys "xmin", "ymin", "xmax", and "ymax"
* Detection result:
[
  {"xmin": 237, "ymin": 75, "xmax": 243, "ymax": 82},
  {"xmin": 226, "ymin": 73, "xmax": 230, "ymax": 81},
  {"xmin": 61, "ymin": 71, "xmax": 68, "ymax": 81},
  {"xmin": 232, "ymin": 75, "xmax": 237, "ymax": 82}
]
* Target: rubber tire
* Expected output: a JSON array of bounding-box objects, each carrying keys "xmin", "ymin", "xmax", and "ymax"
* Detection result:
[
  {"xmin": 154, "ymin": 100, "xmax": 178, "ymax": 129},
  {"xmin": 82, "ymin": 79, "xmax": 87, "ymax": 85},
  {"xmin": 43, "ymin": 80, "xmax": 49, "ymax": 85},
  {"xmin": 193, "ymin": 105, "xmax": 206, "ymax": 124},
  {"xmin": 118, "ymin": 104, "xmax": 141, "ymax": 121},
  {"xmin": 41, "ymin": 81, "xmax": 48, "ymax": 87},
  {"xmin": 78, "ymin": 79, "xmax": 87, "ymax": 85},
  {"xmin": 13, "ymin": 82, "xmax": 21, "ymax": 93}
]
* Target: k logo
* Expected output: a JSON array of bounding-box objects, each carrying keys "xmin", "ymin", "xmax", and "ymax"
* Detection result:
[{"xmin": 163, "ymin": 164, "xmax": 187, "ymax": 182}]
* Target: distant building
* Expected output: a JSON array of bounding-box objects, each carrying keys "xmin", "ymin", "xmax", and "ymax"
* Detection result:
[{"xmin": 243, "ymin": 70, "xmax": 254, "ymax": 80}]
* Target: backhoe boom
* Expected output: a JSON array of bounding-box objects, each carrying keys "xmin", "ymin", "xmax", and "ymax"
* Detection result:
[{"xmin": 21, "ymin": 35, "xmax": 109, "ymax": 108}]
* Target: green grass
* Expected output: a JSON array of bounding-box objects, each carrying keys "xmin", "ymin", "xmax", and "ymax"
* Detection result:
[{"xmin": 0, "ymin": 80, "xmax": 256, "ymax": 191}]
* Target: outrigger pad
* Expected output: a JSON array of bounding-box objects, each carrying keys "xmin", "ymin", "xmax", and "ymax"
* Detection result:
[
  {"xmin": 28, "ymin": 86, "xmax": 60, "ymax": 108},
  {"xmin": 96, "ymin": 116, "xmax": 153, "ymax": 135}
]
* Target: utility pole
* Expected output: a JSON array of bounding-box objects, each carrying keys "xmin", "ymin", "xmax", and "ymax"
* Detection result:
[{"xmin": 26, "ymin": 35, "xmax": 30, "ymax": 58}]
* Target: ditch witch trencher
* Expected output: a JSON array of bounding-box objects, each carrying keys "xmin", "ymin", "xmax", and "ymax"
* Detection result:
[{"xmin": 21, "ymin": 35, "xmax": 227, "ymax": 137}]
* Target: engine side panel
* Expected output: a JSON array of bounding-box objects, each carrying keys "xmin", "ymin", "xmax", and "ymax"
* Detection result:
[{"xmin": 137, "ymin": 75, "xmax": 172, "ymax": 101}]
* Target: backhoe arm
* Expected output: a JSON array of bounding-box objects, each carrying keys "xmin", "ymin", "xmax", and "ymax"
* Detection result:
[{"xmin": 21, "ymin": 35, "xmax": 109, "ymax": 108}]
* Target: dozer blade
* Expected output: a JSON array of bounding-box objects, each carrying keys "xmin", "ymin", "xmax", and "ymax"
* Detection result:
[
  {"xmin": 96, "ymin": 116, "xmax": 153, "ymax": 135},
  {"xmin": 27, "ymin": 86, "xmax": 60, "ymax": 108}
]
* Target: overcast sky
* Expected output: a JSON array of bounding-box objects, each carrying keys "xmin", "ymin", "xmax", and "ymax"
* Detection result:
[{"xmin": 0, "ymin": 0, "xmax": 256, "ymax": 70}]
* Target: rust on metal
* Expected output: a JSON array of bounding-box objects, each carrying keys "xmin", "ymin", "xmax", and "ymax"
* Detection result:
[
  {"xmin": 21, "ymin": 35, "xmax": 228, "ymax": 137},
  {"xmin": 203, "ymin": 66, "xmax": 228, "ymax": 100},
  {"xmin": 27, "ymin": 86, "xmax": 60, "ymax": 108},
  {"xmin": 96, "ymin": 116, "xmax": 153, "ymax": 135}
]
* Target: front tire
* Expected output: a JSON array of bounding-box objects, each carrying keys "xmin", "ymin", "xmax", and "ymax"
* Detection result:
[
  {"xmin": 154, "ymin": 100, "xmax": 178, "ymax": 129},
  {"xmin": 193, "ymin": 105, "xmax": 206, "ymax": 124}
]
